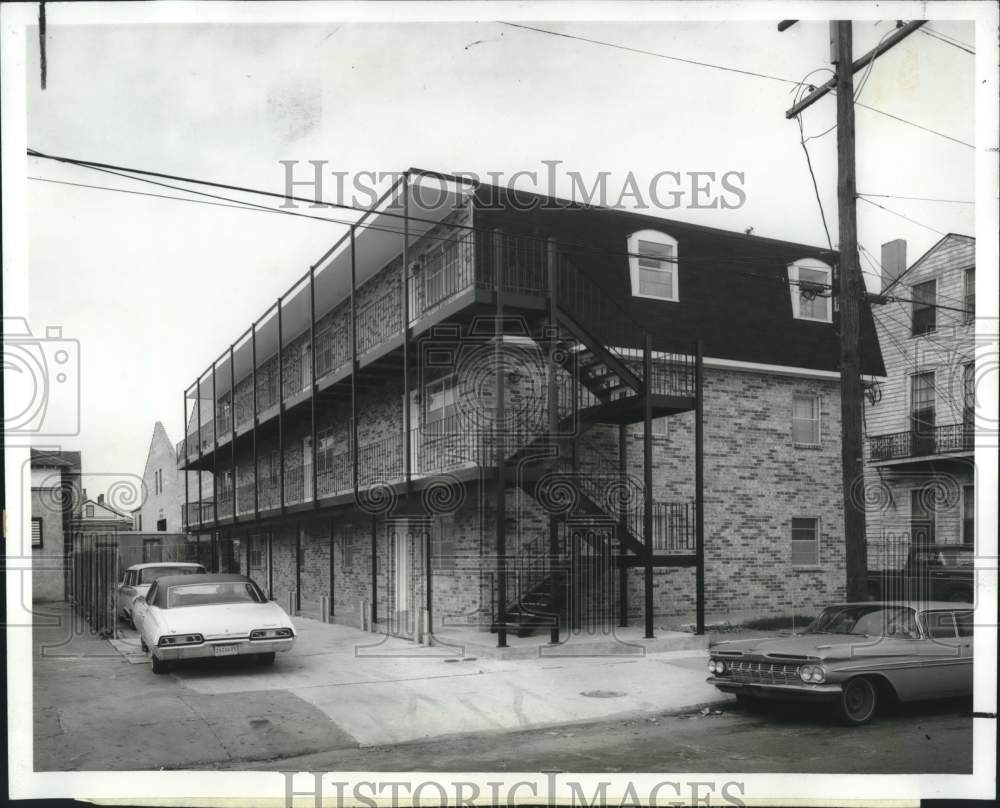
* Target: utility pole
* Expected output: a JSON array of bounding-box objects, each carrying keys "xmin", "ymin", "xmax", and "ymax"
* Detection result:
[
  {"xmin": 833, "ymin": 21, "xmax": 867, "ymax": 603},
  {"xmin": 781, "ymin": 20, "xmax": 925, "ymax": 602}
]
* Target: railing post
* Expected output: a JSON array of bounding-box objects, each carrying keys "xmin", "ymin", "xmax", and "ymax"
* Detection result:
[
  {"xmin": 695, "ymin": 339, "xmax": 705, "ymax": 636},
  {"xmin": 402, "ymin": 173, "xmax": 413, "ymax": 496},
  {"xmin": 212, "ymin": 360, "xmax": 218, "ymax": 526},
  {"xmin": 183, "ymin": 386, "xmax": 189, "ymax": 531},
  {"xmin": 643, "ymin": 334, "xmax": 654, "ymax": 639},
  {"xmin": 252, "ymin": 322, "xmax": 259, "ymax": 519},
  {"xmin": 350, "ymin": 227, "xmax": 359, "ymax": 500},
  {"xmin": 277, "ymin": 299, "xmax": 286, "ymax": 513},
  {"xmin": 494, "ymin": 228, "xmax": 507, "ymax": 648},
  {"xmin": 230, "ymin": 343, "xmax": 237, "ymax": 524},
  {"xmin": 547, "ymin": 235, "xmax": 560, "ymax": 645},
  {"xmin": 309, "ymin": 266, "xmax": 318, "ymax": 508},
  {"xmin": 196, "ymin": 375, "xmax": 203, "ymax": 529}
]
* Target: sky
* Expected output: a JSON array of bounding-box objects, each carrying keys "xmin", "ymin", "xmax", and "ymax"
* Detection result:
[{"xmin": 16, "ymin": 9, "xmax": 978, "ymax": 496}]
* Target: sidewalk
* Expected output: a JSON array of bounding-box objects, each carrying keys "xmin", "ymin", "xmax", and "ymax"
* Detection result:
[{"xmin": 33, "ymin": 604, "xmax": 723, "ymax": 769}]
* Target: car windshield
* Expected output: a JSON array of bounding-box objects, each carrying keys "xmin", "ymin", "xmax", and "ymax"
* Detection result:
[
  {"xmin": 806, "ymin": 605, "xmax": 919, "ymax": 637},
  {"xmin": 140, "ymin": 566, "xmax": 204, "ymax": 584},
  {"xmin": 166, "ymin": 580, "xmax": 266, "ymax": 608}
]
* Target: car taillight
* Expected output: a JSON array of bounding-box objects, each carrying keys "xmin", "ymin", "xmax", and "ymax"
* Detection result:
[
  {"xmin": 250, "ymin": 628, "xmax": 293, "ymax": 640},
  {"xmin": 158, "ymin": 634, "xmax": 203, "ymax": 647}
]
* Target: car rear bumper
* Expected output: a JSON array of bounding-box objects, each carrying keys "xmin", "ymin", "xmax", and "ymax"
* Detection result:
[
  {"xmin": 155, "ymin": 637, "xmax": 294, "ymax": 661},
  {"xmin": 707, "ymin": 676, "xmax": 842, "ymax": 702}
]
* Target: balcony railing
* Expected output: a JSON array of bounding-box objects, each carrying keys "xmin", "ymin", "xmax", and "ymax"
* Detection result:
[
  {"xmin": 357, "ymin": 285, "xmax": 402, "ymax": 355},
  {"xmin": 869, "ymin": 423, "xmax": 974, "ymax": 461}
]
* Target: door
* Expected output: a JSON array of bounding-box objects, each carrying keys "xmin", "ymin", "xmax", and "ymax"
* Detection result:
[
  {"xmin": 390, "ymin": 525, "xmax": 413, "ymax": 637},
  {"xmin": 910, "ymin": 371, "xmax": 936, "ymax": 456}
]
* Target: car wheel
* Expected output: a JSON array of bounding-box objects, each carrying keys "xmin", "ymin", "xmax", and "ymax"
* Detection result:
[
  {"xmin": 836, "ymin": 677, "xmax": 877, "ymax": 725},
  {"xmin": 150, "ymin": 654, "xmax": 170, "ymax": 675},
  {"xmin": 257, "ymin": 652, "xmax": 276, "ymax": 666}
]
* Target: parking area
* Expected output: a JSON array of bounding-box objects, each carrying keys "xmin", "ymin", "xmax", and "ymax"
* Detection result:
[{"xmin": 33, "ymin": 603, "xmax": 722, "ymax": 769}]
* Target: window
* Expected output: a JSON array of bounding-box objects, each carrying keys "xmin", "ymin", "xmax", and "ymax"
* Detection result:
[
  {"xmin": 787, "ymin": 259, "xmax": 832, "ymax": 322},
  {"xmin": 341, "ymin": 525, "xmax": 356, "ymax": 568},
  {"xmin": 910, "ymin": 371, "xmax": 936, "ymax": 454},
  {"xmin": 249, "ymin": 547, "xmax": 264, "ymax": 569},
  {"xmin": 85, "ymin": 504, "xmax": 94, "ymax": 518},
  {"xmin": 136, "ymin": 514, "xmax": 142, "ymax": 531},
  {"xmin": 964, "ymin": 268, "xmax": 975, "ymax": 323},
  {"xmin": 425, "ymin": 375, "xmax": 459, "ymax": 429},
  {"xmin": 31, "ymin": 517, "xmax": 43, "ymax": 548},
  {"xmin": 962, "ymin": 485, "xmax": 974, "ymax": 545},
  {"xmin": 791, "ymin": 517, "xmax": 820, "ymax": 566},
  {"xmin": 911, "ymin": 279, "xmax": 937, "ymax": 335},
  {"xmin": 792, "ymin": 395, "xmax": 821, "ymax": 445},
  {"xmin": 963, "ymin": 362, "xmax": 975, "ymax": 432},
  {"xmin": 627, "ymin": 230, "xmax": 678, "ymax": 302},
  {"xmin": 924, "ymin": 611, "xmax": 958, "ymax": 640},
  {"xmin": 156, "ymin": 518, "xmax": 167, "ymax": 532},
  {"xmin": 910, "ymin": 489, "xmax": 935, "ymax": 544},
  {"xmin": 432, "ymin": 515, "xmax": 457, "ymax": 571},
  {"xmin": 143, "ymin": 539, "xmax": 163, "ymax": 563}
]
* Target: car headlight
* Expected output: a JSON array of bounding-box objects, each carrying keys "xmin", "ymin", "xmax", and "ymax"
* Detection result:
[
  {"xmin": 158, "ymin": 633, "xmax": 204, "ymax": 647},
  {"xmin": 798, "ymin": 664, "xmax": 826, "ymax": 683},
  {"xmin": 707, "ymin": 660, "xmax": 717, "ymax": 674},
  {"xmin": 715, "ymin": 659, "xmax": 727, "ymax": 674},
  {"xmin": 250, "ymin": 628, "xmax": 294, "ymax": 640}
]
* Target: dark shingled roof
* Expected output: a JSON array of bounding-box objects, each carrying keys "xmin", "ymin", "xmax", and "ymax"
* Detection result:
[{"xmin": 471, "ymin": 185, "xmax": 885, "ymax": 376}]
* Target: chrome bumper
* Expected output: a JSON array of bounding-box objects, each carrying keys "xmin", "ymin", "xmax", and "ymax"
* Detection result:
[
  {"xmin": 155, "ymin": 637, "xmax": 294, "ymax": 661},
  {"xmin": 707, "ymin": 676, "xmax": 842, "ymax": 701}
]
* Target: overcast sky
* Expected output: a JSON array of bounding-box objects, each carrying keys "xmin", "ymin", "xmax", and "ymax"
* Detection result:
[{"xmin": 20, "ymin": 11, "xmax": 976, "ymax": 495}]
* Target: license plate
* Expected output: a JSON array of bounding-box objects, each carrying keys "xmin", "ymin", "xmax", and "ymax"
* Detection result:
[{"xmin": 213, "ymin": 644, "xmax": 239, "ymax": 657}]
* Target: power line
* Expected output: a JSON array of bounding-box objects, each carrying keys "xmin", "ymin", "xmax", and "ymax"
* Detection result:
[
  {"xmin": 857, "ymin": 195, "xmax": 946, "ymax": 236},
  {"xmin": 919, "ymin": 27, "xmax": 975, "ymax": 55},
  {"xmin": 858, "ymin": 192, "xmax": 974, "ymax": 205},
  {"xmin": 795, "ymin": 115, "xmax": 835, "ymax": 252},
  {"xmin": 498, "ymin": 22, "xmax": 800, "ymax": 86},
  {"xmin": 855, "ymin": 102, "xmax": 974, "ymax": 148}
]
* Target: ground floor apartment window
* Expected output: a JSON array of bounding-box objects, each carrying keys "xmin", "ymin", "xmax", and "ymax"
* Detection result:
[
  {"xmin": 962, "ymin": 485, "xmax": 974, "ymax": 545},
  {"xmin": 791, "ymin": 517, "xmax": 820, "ymax": 566}
]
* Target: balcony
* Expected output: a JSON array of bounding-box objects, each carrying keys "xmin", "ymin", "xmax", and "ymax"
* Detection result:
[{"xmin": 869, "ymin": 423, "xmax": 974, "ymax": 463}]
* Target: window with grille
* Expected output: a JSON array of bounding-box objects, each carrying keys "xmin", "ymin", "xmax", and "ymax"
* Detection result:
[
  {"xmin": 31, "ymin": 517, "xmax": 43, "ymax": 548},
  {"xmin": 910, "ymin": 489, "xmax": 935, "ymax": 544},
  {"xmin": 787, "ymin": 259, "xmax": 833, "ymax": 322},
  {"xmin": 964, "ymin": 268, "xmax": 975, "ymax": 323},
  {"xmin": 911, "ymin": 279, "xmax": 937, "ymax": 335},
  {"xmin": 962, "ymin": 485, "xmax": 974, "ymax": 545},
  {"xmin": 628, "ymin": 230, "xmax": 678, "ymax": 302},
  {"xmin": 250, "ymin": 547, "xmax": 264, "ymax": 569},
  {"xmin": 792, "ymin": 395, "xmax": 821, "ymax": 445},
  {"xmin": 341, "ymin": 525, "xmax": 356, "ymax": 568},
  {"xmin": 432, "ymin": 515, "xmax": 457, "ymax": 571},
  {"xmin": 910, "ymin": 372, "xmax": 936, "ymax": 452},
  {"xmin": 963, "ymin": 363, "xmax": 975, "ymax": 431},
  {"xmin": 143, "ymin": 539, "xmax": 163, "ymax": 563},
  {"xmin": 791, "ymin": 517, "xmax": 820, "ymax": 566}
]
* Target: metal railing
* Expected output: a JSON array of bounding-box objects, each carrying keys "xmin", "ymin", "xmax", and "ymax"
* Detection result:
[
  {"xmin": 476, "ymin": 230, "xmax": 548, "ymax": 297},
  {"xmin": 410, "ymin": 232, "xmax": 476, "ymax": 318},
  {"xmin": 869, "ymin": 423, "xmax": 974, "ymax": 461},
  {"xmin": 358, "ymin": 285, "xmax": 402, "ymax": 355},
  {"xmin": 315, "ymin": 320, "xmax": 351, "ymax": 378}
]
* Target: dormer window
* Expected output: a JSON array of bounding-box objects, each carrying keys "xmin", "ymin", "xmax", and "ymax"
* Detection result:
[
  {"xmin": 628, "ymin": 230, "xmax": 678, "ymax": 302},
  {"xmin": 787, "ymin": 258, "xmax": 833, "ymax": 323}
]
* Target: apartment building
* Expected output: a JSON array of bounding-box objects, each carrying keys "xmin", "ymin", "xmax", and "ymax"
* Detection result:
[
  {"xmin": 177, "ymin": 170, "xmax": 884, "ymax": 643},
  {"xmin": 29, "ymin": 449, "xmax": 82, "ymax": 601},
  {"xmin": 864, "ymin": 234, "xmax": 976, "ymax": 562}
]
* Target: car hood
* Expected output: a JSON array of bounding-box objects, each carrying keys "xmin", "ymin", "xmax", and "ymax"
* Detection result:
[
  {"xmin": 710, "ymin": 633, "xmax": 883, "ymax": 661},
  {"xmin": 158, "ymin": 602, "xmax": 294, "ymax": 636}
]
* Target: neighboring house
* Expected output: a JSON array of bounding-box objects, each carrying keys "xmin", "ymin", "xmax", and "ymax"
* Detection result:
[
  {"xmin": 133, "ymin": 420, "xmax": 212, "ymax": 532},
  {"xmin": 74, "ymin": 494, "xmax": 135, "ymax": 532},
  {"xmin": 29, "ymin": 450, "xmax": 82, "ymax": 601},
  {"xmin": 176, "ymin": 169, "xmax": 884, "ymax": 639},
  {"xmin": 864, "ymin": 234, "xmax": 975, "ymax": 563}
]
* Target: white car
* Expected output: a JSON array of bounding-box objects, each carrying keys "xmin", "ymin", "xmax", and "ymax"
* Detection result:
[
  {"xmin": 131, "ymin": 573, "xmax": 295, "ymax": 674},
  {"xmin": 116, "ymin": 562, "xmax": 206, "ymax": 625}
]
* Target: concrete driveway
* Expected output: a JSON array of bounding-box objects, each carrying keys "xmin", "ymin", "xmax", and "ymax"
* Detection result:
[{"xmin": 35, "ymin": 604, "xmax": 721, "ymax": 769}]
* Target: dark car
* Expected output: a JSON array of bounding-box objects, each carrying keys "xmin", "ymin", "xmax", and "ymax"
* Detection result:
[{"xmin": 867, "ymin": 543, "xmax": 974, "ymax": 603}]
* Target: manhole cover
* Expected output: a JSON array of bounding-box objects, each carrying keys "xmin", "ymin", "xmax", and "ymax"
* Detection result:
[{"xmin": 580, "ymin": 690, "xmax": 626, "ymax": 698}]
